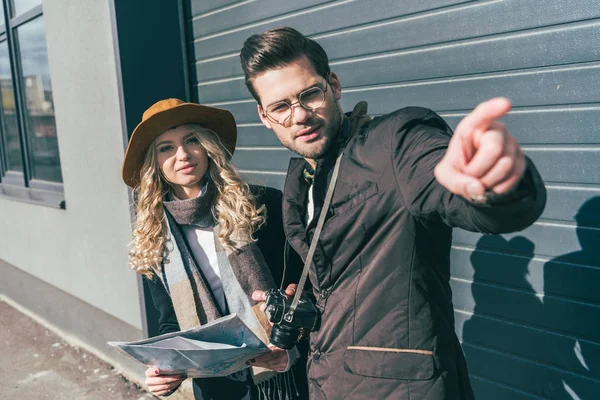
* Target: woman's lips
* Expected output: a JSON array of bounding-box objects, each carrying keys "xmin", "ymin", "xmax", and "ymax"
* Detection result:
[{"xmin": 178, "ymin": 165, "xmax": 196, "ymax": 174}]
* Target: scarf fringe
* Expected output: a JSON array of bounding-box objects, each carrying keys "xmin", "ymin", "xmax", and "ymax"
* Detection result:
[{"xmin": 256, "ymin": 370, "xmax": 298, "ymax": 400}]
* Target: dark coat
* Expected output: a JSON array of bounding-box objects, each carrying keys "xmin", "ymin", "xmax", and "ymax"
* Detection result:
[
  {"xmin": 281, "ymin": 108, "xmax": 546, "ymax": 400},
  {"xmin": 145, "ymin": 185, "xmax": 309, "ymax": 400}
]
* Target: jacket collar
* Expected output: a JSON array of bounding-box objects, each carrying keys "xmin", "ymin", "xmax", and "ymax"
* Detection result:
[{"xmin": 282, "ymin": 157, "xmax": 311, "ymax": 257}]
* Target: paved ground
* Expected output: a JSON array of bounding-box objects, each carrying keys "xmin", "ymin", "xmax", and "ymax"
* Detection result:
[{"xmin": 0, "ymin": 299, "xmax": 158, "ymax": 400}]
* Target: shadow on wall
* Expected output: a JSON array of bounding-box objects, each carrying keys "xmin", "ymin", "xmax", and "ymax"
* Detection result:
[
  {"xmin": 462, "ymin": 196, "xmax": 600, "ymax": 400},
  {"xmin": 542, "ymin": 196, "xmax": 600, "ymax": 399}
]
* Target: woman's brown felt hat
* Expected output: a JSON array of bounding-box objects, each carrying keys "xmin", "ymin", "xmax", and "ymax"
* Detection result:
[{"xmin": 122, "ymin": 98, "xmax": 237, "ymax": 188}]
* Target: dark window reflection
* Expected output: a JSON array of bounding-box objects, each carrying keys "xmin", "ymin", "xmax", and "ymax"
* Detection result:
[
  {"xmin": 11, "ymin": 0, "xmax": 41, "ymax": 16},
  {"xmin": 0, "ymin": 40, "xmax": 22, "ymax": 173},
  {"xmin": 17, "ymin": 16, "xmax": 62, "ymax": 183}
]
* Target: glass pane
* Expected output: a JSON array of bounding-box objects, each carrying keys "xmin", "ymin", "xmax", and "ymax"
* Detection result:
[
  {"xmin": 17, "ymin": 16, "xmax": 62, "ymax": 183},
  {"xmin": 11, "ymin": 0, "xmax": 40, "ymax": 16},
  {"xmin": 0, "ymin": 40, "xmax": 22, "ymax": 173}
]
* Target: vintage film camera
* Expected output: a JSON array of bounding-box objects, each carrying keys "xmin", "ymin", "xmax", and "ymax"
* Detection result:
[{"xmin": 263, "ymin": 288, "xmax": 321, "ymax": 349}]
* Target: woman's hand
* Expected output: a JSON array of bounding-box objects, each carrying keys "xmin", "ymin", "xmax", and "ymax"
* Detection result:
[
  {"xmin": 144, "ymin": 367, "xmax": 186, "ymax": 397},
  {"xmin": 247, "ymin": 345, "xmax": 289, "ymax": 371}
]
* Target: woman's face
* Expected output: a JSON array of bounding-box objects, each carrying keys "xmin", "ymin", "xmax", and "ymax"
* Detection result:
[{"xmin": 154, "ymin": 125, "xmax": 209, "ymax": 199}]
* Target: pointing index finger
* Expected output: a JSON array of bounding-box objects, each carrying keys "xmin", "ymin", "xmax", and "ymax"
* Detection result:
[{"xmin": 455, "ymin": 97, "xmax": 512, "ymax": 141}]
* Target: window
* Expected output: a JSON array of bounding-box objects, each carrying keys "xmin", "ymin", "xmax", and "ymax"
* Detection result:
[{"xmin": 0, "ymin": 0, "xmax": 64, "ymax": 208}]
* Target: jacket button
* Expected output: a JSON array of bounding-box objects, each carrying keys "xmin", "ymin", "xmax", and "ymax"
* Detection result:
[
  {"xmin": 320, "ymin": 288, "xmax": 330, "ymax": 299},
  {"xmin": 312, "ymin": 349, "xmax": 322, "ymax": 359}
]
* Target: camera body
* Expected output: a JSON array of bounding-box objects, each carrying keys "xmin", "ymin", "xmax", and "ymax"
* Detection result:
[{"xmin": 264, "ymin": 288, "xmax": 321, "ymax": 349}]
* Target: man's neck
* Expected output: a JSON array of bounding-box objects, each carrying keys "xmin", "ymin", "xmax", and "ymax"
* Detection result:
[{"xmin": 305, "ymin": 158, "xmax": 316, "ymax": 169}]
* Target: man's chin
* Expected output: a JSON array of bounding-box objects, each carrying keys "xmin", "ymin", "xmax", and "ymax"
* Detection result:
[
  {"xmin": 295, "ymin": 145, "xmax": 328, "ymax": 160},
  {"xmin": 289, "ymin": 134, "xmax": 335, "ymax": 159}
]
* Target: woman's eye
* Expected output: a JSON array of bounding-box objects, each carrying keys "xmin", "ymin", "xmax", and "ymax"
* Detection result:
[
  {"xmin": 158, "ymin": 145, "xmax": 173, "ymax": 153},
  {"xmin": 185, "ymin": 137, "xmax": 200, "ymax": 145}
]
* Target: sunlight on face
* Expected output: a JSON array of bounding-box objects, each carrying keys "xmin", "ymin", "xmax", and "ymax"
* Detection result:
[
  {"xmin": 253, "ymin": 56, "xmax": 343, "ymax": 166},
  {"xmin": 155, "ymin": 125, "xmax": 209, "ymax": 199}
]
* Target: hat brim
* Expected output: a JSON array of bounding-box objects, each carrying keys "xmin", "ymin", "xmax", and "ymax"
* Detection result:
[{"xmin": 122, "ymin": 103, "xmax": 237, "ymax": 188}]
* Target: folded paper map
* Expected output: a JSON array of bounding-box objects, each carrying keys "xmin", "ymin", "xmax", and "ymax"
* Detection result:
[{"xmin": 108, "ymin": 314, "xmax": 270, "ymax": 378}]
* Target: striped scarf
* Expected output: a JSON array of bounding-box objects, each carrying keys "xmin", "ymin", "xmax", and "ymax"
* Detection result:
[{"xmin": 161, "ymin": 181, "xmax": 281, "ymax": 388}]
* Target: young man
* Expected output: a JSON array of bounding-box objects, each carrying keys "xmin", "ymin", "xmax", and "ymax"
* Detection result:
[{"xmin": 241, "ymin": 27, "xmax": 546, "ymax": 400}]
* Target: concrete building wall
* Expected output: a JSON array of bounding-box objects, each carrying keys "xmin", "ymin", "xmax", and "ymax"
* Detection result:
[
  {"xmin": 0, "ymin": 0, "xmax": 192, "ymax": 383},
  {"xmin": 42, "ymin": 0, "xmax": 141, "ymax": 329},
  {"xmin": 0, "ymin": 0, "xmax": 144, "ymax": 377}
]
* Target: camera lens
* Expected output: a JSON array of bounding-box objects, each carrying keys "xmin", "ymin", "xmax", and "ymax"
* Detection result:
[{"xmin": 269, "ymin": 324, "xmax": 298, "ymax": 350}]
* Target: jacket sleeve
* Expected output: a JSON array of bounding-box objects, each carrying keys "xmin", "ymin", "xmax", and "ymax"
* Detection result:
[
  {"xmin": 144, "ymin": 274, "xmax": 180, "ymax": 335},
  {"xmin": 391, "ymin": 108, "xmax": 546, "ymax": 234}
]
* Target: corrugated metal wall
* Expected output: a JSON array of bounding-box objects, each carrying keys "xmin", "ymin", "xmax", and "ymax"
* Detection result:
[{"xmin": 187, "ymin": 1, "xmax": 600, "ymax": 398}]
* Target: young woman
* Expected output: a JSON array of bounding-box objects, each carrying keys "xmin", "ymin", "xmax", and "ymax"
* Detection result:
[{"xmin": 121, "ymin": 98, "xmax": 307, "ymax": 400}]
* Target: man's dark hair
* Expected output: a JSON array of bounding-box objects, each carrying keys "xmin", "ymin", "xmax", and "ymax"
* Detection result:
[{"xmin": 240, "ymin": 27, "xmax": 331, "ymax": 104}]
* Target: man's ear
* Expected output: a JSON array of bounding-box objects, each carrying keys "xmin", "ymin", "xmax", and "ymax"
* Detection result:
[
  {"xmin": 329, "ymin": 72, "xmax": 342, "ymax": 100},
  {"xmin": 257, "ymin": 104, "xmax": 272, "ymax": 129}
]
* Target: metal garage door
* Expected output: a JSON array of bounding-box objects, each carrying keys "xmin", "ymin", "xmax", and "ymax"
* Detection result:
[{"xmin": 185, "ymin": 1, "xmax": 600, "ymax": 398}]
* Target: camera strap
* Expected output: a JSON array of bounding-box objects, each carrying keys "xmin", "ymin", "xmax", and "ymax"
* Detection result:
[{"xmin": 284, "ymin": 144, "xmax": 345, "ymax": 323}]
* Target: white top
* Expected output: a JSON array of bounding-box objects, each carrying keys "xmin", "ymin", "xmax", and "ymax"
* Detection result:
[
  {"xmin": 307, "ymin": 184, "xmax": 315, "ymax": 225},
  {"xmin": 180, "ymin": 225, "xmax": 228, "ymax": 313}
]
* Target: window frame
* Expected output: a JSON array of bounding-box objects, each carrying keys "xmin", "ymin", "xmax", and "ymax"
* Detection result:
[{"xmin": 0, "ymin": 2, "xmax": 64, "ymax": 209}]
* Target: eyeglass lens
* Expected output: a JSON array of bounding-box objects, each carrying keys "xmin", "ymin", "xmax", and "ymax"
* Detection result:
[{"xmin": 266, "ymin": 86, "xmax": 325, "ymax": 124}]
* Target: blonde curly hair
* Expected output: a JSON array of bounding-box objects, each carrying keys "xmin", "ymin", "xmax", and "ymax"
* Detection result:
[{"xmin": 128, "ymin": 124, "xmax": 266, "ymax": 277}]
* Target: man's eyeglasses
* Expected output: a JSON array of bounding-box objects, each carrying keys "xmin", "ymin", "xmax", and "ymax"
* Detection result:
[{"xmin": 262, "ymin": 83, "xmax": 329, "ymax": 126}]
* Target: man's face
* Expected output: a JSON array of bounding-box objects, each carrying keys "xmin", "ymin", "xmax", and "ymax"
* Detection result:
[{"xmin": 252, "ymin": 56, "xmax": 343, "ymax": 164}]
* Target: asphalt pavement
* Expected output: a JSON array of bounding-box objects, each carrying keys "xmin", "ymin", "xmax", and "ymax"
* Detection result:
[{"xmin": 0, "ymin": 298, "xmax": 168, "ymax": 400}]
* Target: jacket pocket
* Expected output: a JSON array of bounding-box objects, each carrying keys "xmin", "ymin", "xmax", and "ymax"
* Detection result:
[
  {"xmin": 344, "ymin": 346, "xmax": 434, "ymax": 380},
  {"xmin": 330, "ymin": 182, "xmax": 379, "ymax": 216}
]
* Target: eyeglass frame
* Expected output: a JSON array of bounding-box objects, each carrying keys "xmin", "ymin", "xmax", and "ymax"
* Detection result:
[{"xmin": 261, "ymin": 81, "xmax": 330, "ymax": 126}]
